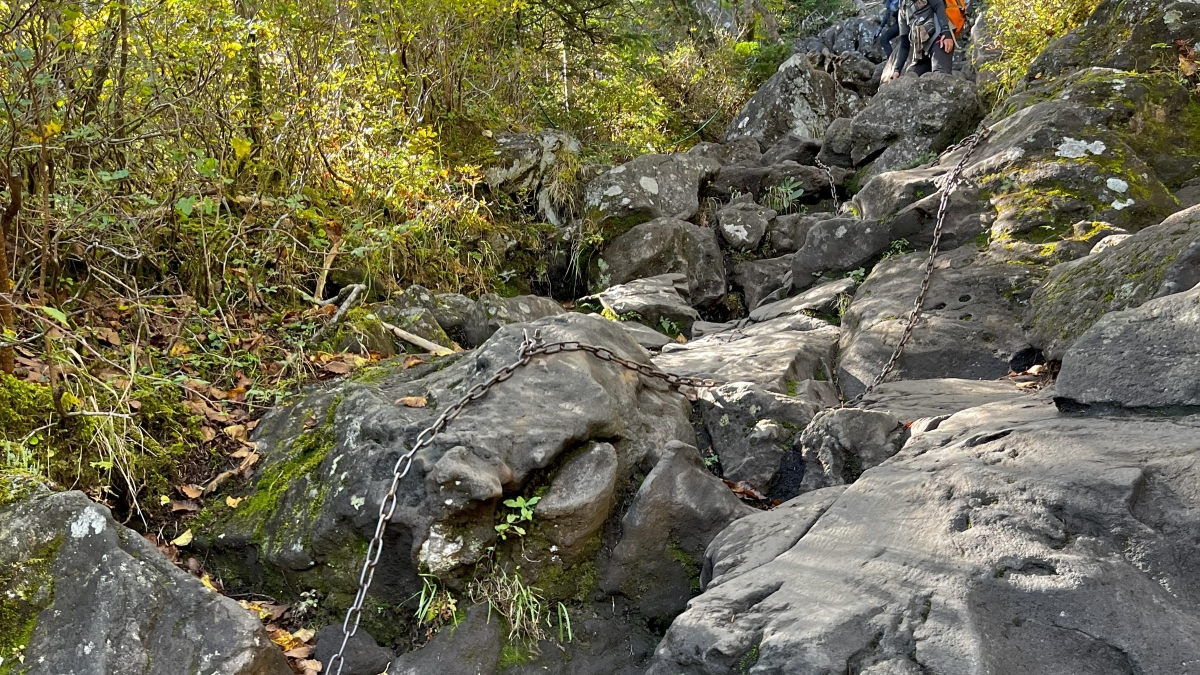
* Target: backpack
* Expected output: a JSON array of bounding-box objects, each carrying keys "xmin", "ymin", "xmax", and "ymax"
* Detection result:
[{"xmin": 945, "ymin": 0, "xmax": 967, "ymax": 37}]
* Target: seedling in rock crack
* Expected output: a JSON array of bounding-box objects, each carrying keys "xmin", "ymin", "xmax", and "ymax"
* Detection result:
[{"xmin": 496, "ymin": 495, "xmax": 540, "ymax": 540}]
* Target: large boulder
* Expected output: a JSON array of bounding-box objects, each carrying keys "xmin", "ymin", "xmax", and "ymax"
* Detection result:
[
  {"xmin": 0, "ymin": 479, "xmax": 290, "ymax": 675},
  {"xmin": 766, "ymin": 212, "xmax": 825, "ymax": 253},
  {"xmin": 698, "ymin": 382, "xmax": 832, "ymax": 490},
  {"xmin": 715, "ymin": 201, "xmax": 777, "ymax": 251},
  {"xmin": 654, "ymin": 315, "xmax": 840, "ymax": 394},
  {"xmin": 1026, "ymin": 205, "xmax": 1200, "ymax": 359},
  {"xmin": 797, "ymin": 408, "xmax": 908, "ymax": 492},
  {"xmin": 584, "ymin": 154, "xmax": 720, "ymax": 228},
  {"xmin": 464, "ymin": 293, "xmax": 566, "ymax": 347},
  {"xmin": 686, "ymin": 138, "xmax": 763, "ymax": 166},
  {"xmin": 596, "ymin": 217, "xmax": 726, "ymax": 308},
  {"xmin": 842, "ymin": 73, "xmax": 985, "ymax": 180},
  {"xmin": 732, "ymin": 255, "xmax": 793, "ymax": 310},
  {"xmin": 600, "ymin": 441, "xmax": 755, "ymax": 621},
  {"xmin": 838, "ymin": 247, "xmax": 1047, "ymax": 398},
  {"xmin": 483, "ymin": 130, "xmax": 582, "ymax": 226},
  {"xmin": 723, "ymin": 55, "xmax": 862, "ymax": 148},
  {"xmin": 761, "ymin": 133, "xmax": 823, "ymax": 166},
  {"xmin": 1027, "ymin": 0, "xmax": 1200, "ymax": 83},
  {"xmin": 648, "ymin": 396, "xmax": 1200, "ymax": 674},
  {"xmin": 750, "ymin": 277, "xmax": 856, "ymax": 322},
  {"xmin": 199, "ymin": 313, "xmax": 695, "ymax": 645},
  {"xmin": 589, "ymin": 274, "xmax": 702, "ymax": 337},
  {"xmin": 857, "ymin": 378, "xmax": 1024, "ymax": 423},
  {"xmin": 1056, "ymin": 283, "xmax": 1200, "ymax": 410},
  {"xmin": 790, "ymin": 217, "xmax": 890, "ymax": 290}
]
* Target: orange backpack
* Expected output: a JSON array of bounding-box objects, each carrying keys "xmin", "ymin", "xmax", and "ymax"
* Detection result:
[{"xmin": 945, "ymin": 0, "xmax": 967, "ymax": 38}]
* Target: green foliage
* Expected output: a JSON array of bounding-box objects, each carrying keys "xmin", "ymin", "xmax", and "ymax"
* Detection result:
[
  {"xmin": 881, "ymin": 239, "xmax": 913, "ymax": 261},
  {"xmin": 763, "ymin": 176, "xmax": 807, "ymax": 214},
  {"xmin": 979, "ymin": 0, "xmax": 1103, "ymax": 103},
  {"xmin": 495, "ymin": 495, "xmax": 540, "ymax": 541},
  {"xmin": 415, "ymin": 574, "xmax": 459, "ymax": 631}
]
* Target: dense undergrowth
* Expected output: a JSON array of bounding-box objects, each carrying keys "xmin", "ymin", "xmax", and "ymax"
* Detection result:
[{"xmin": 0, "ymin": 0, "xmax": 854, "ymax": 523}]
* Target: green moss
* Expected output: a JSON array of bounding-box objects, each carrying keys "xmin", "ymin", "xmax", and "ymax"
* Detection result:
[
  {"xmin": 667, "ymin": 541, "xmax": 702, "ymax": 594},
  {"xmin": 499, "ymin": 642, "xmax": 535, "ymax": 669},
  {"xmin": 739, "ymin": 642, "xmax": 761, "ymax": 675},
  {"xmin": 0, "ymin": 537, "xmax": 59, "ymax": 673},
  {"xmin": 0, "ymin": 470, "xmax": 46, "ymax": 509},
  {"xmin": 785, "ymin": 379, "xmax": 798, "ymax": 397}
]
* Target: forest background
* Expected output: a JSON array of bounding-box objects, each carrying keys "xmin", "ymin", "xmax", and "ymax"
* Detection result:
[{"xmin": 0, "ymin": 0, "xmax": 1092, "ymax": 528}]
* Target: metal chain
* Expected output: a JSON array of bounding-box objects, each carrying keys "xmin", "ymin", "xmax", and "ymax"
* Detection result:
[
  {"xmin": 815, "ymin": 158, "xmax": 841, "ymax": 213},
  {"xmin": 327, "ymin": 330, "xmax": 720, "ymax": 674},
  {"xmin": 845, "ymin": 125, "xmax": 991, "ymax": 407}
]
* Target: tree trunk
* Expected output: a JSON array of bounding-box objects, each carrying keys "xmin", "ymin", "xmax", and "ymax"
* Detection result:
[{"xmin": 0, "ymin": 171, "xmax": 23, "ymax": 376}]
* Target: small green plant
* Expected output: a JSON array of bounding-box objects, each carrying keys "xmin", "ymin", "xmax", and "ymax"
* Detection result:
[
  {"xmin": 470, "ymin": 567, "xmax": 547, "ymax": 646},
  {"xmin": 495, "ymin": 495, "xmax": 540, "ymax": 541},
  {"xmin": 763, "ymin": 177, "xmax": 806, "ymax": 214},
  {"xmin": 556, "ymin": 601, "xmax": 573, "ymax": 643},
  {"xmin": 739, "ymin": 643, "xmax": 761, "ymax": 674},
  {"xmin": 846, "ymin": 267, "xmax": 867, "ymax": 284},
  {"xmin": 414, "ymin": 574, "xmax": 459, "ymax": 630},
  {"xmin": 880, "ymin": 238, "xmax": 912, "ymax": 261},
  {"xmin": 658, "ymin": 316, "xmax": 684, "ymax": 338},
  {"xmin": 293, "ymin": 589, "xmax": 321, "ymax": 621}
]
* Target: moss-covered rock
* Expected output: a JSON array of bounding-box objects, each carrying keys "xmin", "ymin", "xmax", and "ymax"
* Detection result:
[{"xmin": 1026, "ymin": 204, "xmax": 1200, "ymax": 359}]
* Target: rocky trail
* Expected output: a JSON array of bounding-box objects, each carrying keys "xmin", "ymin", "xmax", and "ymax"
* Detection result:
[{"xmin": 4, "ymin": 0, "xmax": 1200, "ymax": 673}]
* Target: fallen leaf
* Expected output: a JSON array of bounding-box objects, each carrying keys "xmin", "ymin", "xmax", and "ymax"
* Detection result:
[
  {"xmin": 159, "ymin": 495, "xmax": 171, "ymax": 506},
  {"xmin": 238, "ymin": 452, "xmax": 261, "ymax": 473},
  {"xmin": 231, "ymin": 447, "xmax": 252, "ymax": 459},
  {"xmin": 200, "ymin": 574, "xmax": 220, "ymax": 592},
  {"xmin": 269, "ymin": 628, "xmax": 302, "ymax": 651},
  {"xmin": 128, "ymin": 399, "xmax": 142, "ymax": 412},
  {"xmin": 293, "ymin": 627, "xmax": 316, "ymax": 643},
  {"xmin": 169, "ymin": 342, "xmax": 191, "ymax": 356},
  {"xmin": 723, "ymin": 480, "xmax": 767, "ymax": 501},
  {"xmin": 403, "ymin": 354, "xmax": 426, "ymax": 369},
  {"xmin": 324, "ymin": 360, "xmax": 353, "ymax": 375},
  {"xmin": 201, "ymin": 426, "xmax": 218, "ymax": 442},
  {"xmin": 397, "ymin": 396, "xmax": 427, "ymax": 408},
  {"xmin": 170, "ymin": 499, "xmax": 201, "ymax": 513},
  {"xmin": 297, "ymin": 659, "xmax": 322, "ymax": 674},
  {"xmin": 98, "ymin": 327, "xmax": 121, "ymax": 346},
  {"xmin": 209, "ymin": 385, "xmax": 229, "ymax": 399},
  {"xmin": 284, "ymin": 645, "xmax": 314, "ymax": 659},
  {"xmin": 239, "ymin": 599, "xmax": 272, "ymax": 620},
  {"xmin": 226, "ymin": 496, "xmax": 244, "ymax": 508},
  {"xmin": 203, "ymin": 470, "xmax": 237, "ymax": 495},
  {"xmin": 224, "ymin": 424, "xmax": 249, "ymax": 442},
  {"xmin": 180, "ymin": 484, "xmax": 204, "ymax": 499},
  {"xmin": 171, "ymin": 529, "xmax": 194, "ymax": 547}
]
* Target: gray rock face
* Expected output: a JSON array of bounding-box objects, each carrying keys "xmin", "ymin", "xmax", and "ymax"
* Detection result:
[
  {"xmin": 839, "ymin": 247, "xmax": 1047, "ymax": 398},
  {"xmin": 1026, "ymin": 205, "xmax": 1200, "ymax": 360},
  {"xmin": 618, "ymin": 320, "xmax": 674, "ymax": 350},
  {"xmin": 723, "ymin": 55, "xmax": 862, "ymax": 148},
  {"xmin": 766, "ymin": 212, "xmax": 824, "ymax": 253},
  {"xmin": 315, "ymin": 626, "xmax": 394, "ymax": 675},
  {"xmin": 597, "ymin": 217, "xmax": 726, "ymax": 307},
  {"xmin": 483, "ymin": 131, "xmax": 582, "ymax": 226},
  {"xmin": 845, "ymin": 73, "xmax": 985, "ymax": 180},
  {"xmin": 654, "ymin": 315, "xmax": 840, "ymax": 394},
  {"xmin": 817, "ymin": 116, "xmax": 855, "ymax": 168},
  {"xmin": 389, "ymin": 605, "xmax": 500, "ymax": 675},
  {"xmin": 1028, "ymin": 0, "xmax": 1200, "ymax": 82},
  {"xmin": 732, "ymin": 255, "xmax": 793, "ymax": 310},
  {"xmin": 790, "ymin": 217, "xmax": 889, "ymax": 288},
  {"xmin": 1056, "ymin": 284, "xmax": 1200, "ymax": 410},
  {"xmin": 687, "ymin": 138, "xmax": 762, "ymax": 166},
  {"xmin": 858, "ymin": 378, "xmax": 1024, "ymax": 423},
  {"xmin": 535, "ymin": 442, "xmax": 619, "ymax": 562},
  {"xmin": 434, "ymin": 292, "xmax": 477, "ymax": 344},
  {"xmin": 203, "ymin": 314, "xmax": 694, "ymax": 623},
  {"xmin": 798, "ymin": 408, "xmax": 908, "ymax": 492},
  {"xmin": 647, "ymin": 396, "xmax": 1200, "ymax": 675},
  {"xmin": 699, "ymin": 382, "xmax": 830, "ymax": 489},
  {"xmin": 700, "ymin": 487, "xmax": 846, "ymax": 591},
  {"xmin": 601, "ymin": 441, "xmax": 755, "ymax": 620},
  {"xmin": 584, "ymin": 154, "xmax": 720, "ymax": 226},
  {"xmin": 715, "ymin": 201, "xmax": 777, "ymax": 251},
  {"xmin": 464, "ymin": 293, "xmax": 566, "ymax": 347},
  {"xmin": 590, "ymin": 274, "xmax": 701, "ymax": 336},
  {"xmin": 750, "ymin": 277, "xmax": 856, "ymax": 322},
  {"xmin": 761, "ymin": 134, "xmax": 823, "ymax": 166},
  {"xmin": 0, "ymin": 486, "xmax": 290, "ymax": 675}
]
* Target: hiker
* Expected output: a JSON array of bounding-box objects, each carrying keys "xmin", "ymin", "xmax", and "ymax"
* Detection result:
[
  {"xmin": 886, "ymin": 0, "xmax": 965, "ymax": 80},
  {"xmin": 874, "ymin": 0, "xmax": 902, "ymax": 57}
]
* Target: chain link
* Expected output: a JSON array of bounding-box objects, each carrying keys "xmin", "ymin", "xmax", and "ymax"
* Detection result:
[
  {"xmin": 844, "ymin": 125, "xmax": 991, "ymax": 407},
  {"xmin": 815, "ymin": 158, "xmax": 841, "ymax": 213},
  {"xmin": 327, "ymin": 330, "xmax": 720, "ymax": 673}
]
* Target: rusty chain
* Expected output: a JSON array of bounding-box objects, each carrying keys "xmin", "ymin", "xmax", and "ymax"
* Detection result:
[
  {"xmin": 845, "ymin": 125, "xmax": 991, "ymax": 407},
  {"xmin": 328, "ymin": 329, "xmax": 719, "ymax": 673}
]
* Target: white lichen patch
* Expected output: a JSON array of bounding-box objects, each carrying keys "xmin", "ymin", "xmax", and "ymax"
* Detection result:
[
  {"xmin": 70, "ymin": 507, "xmax": 107, "ymax": 539},
  {"xmin": 1111, "ymin": 198, "xmax": 1135, "ymax": 211},
  {"xmin": 418, "ymin": 523, "xmax": 465, "ymax": 575},
  {"xmin": 639, "ymin": 176, "xmax": 660, "ymax": 195},
  {"xmin": 1055, "ymin": 138, "xmax": 1106, "ymax": 158},
  {"xmin": 1106, "ymin": 177, "xmax": 1129, "ymax": 193}
]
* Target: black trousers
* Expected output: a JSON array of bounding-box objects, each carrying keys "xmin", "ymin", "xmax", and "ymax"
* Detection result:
[
  {"xmin": 878, "ymin": 20, "xmax": 901, "ymax": 57},
  {"xmin": 907, "ymin": 45, "xmax": 953, "ymax": 75}
]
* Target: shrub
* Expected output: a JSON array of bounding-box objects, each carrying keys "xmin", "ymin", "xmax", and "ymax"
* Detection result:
[{"xmin": 980, "ymin": 0, "xmax": 1103, "ymax": 102}]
